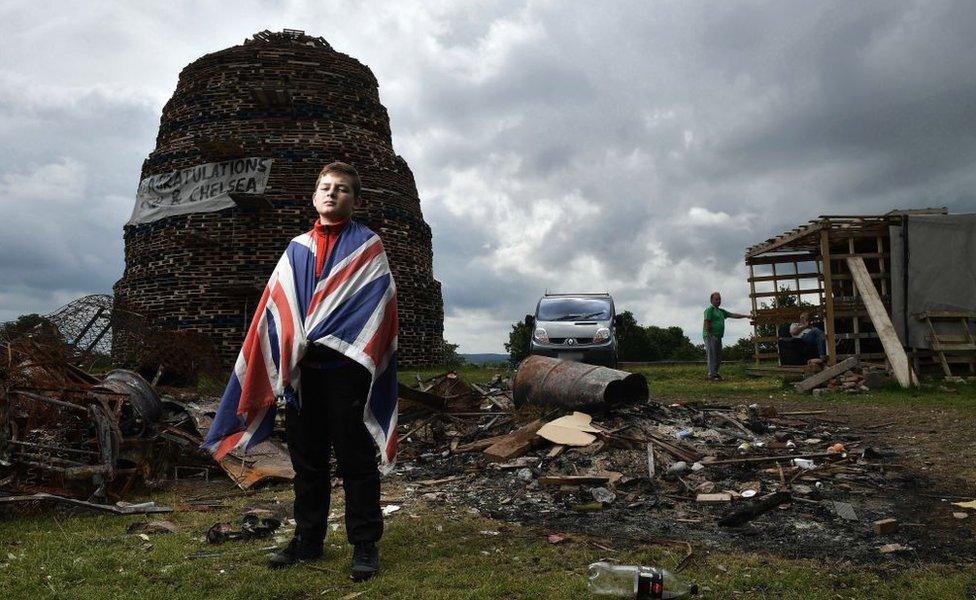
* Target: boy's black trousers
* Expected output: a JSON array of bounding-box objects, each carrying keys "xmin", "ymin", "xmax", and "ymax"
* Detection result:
[{"xmin": 286, "ymin": 360, "xmax": 383, "ymax": 546}]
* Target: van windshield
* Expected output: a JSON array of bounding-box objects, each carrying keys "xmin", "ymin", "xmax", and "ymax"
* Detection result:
[{"xmin": 537, "ymin": 297, "xmax": 612, "ymax": 321}]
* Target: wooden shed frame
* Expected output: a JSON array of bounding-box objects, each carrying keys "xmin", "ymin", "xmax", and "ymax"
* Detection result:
[{"xmin": 744, "ymin": 209, "xmax": 947, "ymax": 366}]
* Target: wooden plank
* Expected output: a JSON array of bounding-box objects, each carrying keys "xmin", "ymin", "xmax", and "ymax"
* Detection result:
[
  {"xmin": 794, "ymin": 356, "xmax": 859, "ymax": 392},
  {"xmin": 745, "ymin": 222, "xmax": 823, "ymax": 258},
  {"xmin": 398, "ymin": 382, "xmax": 447, "ymax": 411},
  {"xmin": 748, "ymin": 272, "xmax": 821, "ymax": 283},
  {"xmin": 483, "ymin": 419, "xmax": 544, "ymax": 461},
  {"xmin": 933, "ymin": 343, "xmax": 976, "ymax": 352},
  {"xmin": 834, "ymin": 332, "xmax": 879, "ymax": 340},
  {"xmin": 831, "ymin": 252, "xmax": 889, "ymax": 260},
  {"xmin": 745, "ymin": 252, "xmax": 818, "ymax": 266},
  {"xmin": 820, "ymin": 230, "xmax": 837, "ymax": 365},
  {"xmin": 701, "ymin": 451, "xmax": 839, "ymax": 467},
  {"xmin": 749, "ymin": 263, "xmax": 760, "ymax": 363},
  {"xmin": 454, "ymin": 434, "xmax": 509, "ymax": 453},
  {"xmin": 849, "ymin": 238, "xmax": 861, "ymax": 356},
  {"xmin": 916, "ymin": 310, "xmax": 976, "ymax": 319},
  {"xmin": 538, "ymin": 475, "xmax": 610, "ymax": 487},
  {"xmin": 750, "ymin": 288, "xmax": 824, "ymax": 298},
  {"xmin": 846, "ymin": 256, "xmax": 917, "ymax": 388}
]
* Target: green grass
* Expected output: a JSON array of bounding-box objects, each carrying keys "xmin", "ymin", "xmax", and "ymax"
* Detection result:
[
  {"xmin": 1, "ymin": 487, "xmax": 975, "ymax": 599},
  {"xmin": 398, "ymin": 361, "xmax": 976, "ymax": 409}
]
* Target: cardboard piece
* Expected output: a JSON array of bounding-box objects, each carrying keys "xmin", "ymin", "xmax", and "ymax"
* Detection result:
[{"xmin": 537, "ymin": 412, "xmax": 600, "ymax": 447}]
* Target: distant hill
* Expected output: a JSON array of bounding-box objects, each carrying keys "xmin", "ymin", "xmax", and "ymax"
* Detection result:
[{"xmin": 461, "ymin": 353, "xmax": 510, "ymax": 365}]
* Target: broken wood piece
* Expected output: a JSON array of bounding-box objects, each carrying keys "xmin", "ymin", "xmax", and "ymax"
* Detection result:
[
  {"xmin": 401, "ymin": 416, "xmax": 433, "ymax": 442},
  {"xmin": 643, "ymin": 432, "xmax": 701, "ymax": 463},
  {"xmin": 483, "ymin": 419, "xmax": 544, "ymax": 461},
  {"xmin": 714, "ymin": 413, "xmax": 755, "ymax": 437},
  {"xmin": 397, "ymin": 382, "xmax": 447, "ymax": 411},
  {"xmin": 718, "ymin": 491, "xmax": 792, "ymax": 526},
  {"xmin": 547, "ymin": 445, "xmax": 566, "ymax": 458},
  {"xmin": 646, "ymin": 443, "xmax": 656, "ymax": 479},
  {"xmin": 454, "ymin": 437, "xmax": 502, "ymax": 453},
  {"xmin": 701, "ymin": 451, "xmax": 841, "ymax": 467},
  {"xmin": 538, "ymin": 475, "xmax": 611, "ymax": 487},
  {"xmin": 0, "ymin": 493, "xmax": 172, "ymax": 514},
  {"xmin": 873, "ymin": 518, "xmax": 899, "ymax": 535},
  {"xmin": 794, "ymin": 356, "xmax": 859, "ymax": 392},
  {"xmin": 846, "ymin": 256, "xmax": 917, "ymax": 388},
  {"xmin": 696, "ymin": 493, "xmax": 733, "ymax": 503},
  {"xmin": 537, "ymin": 411, "xmax": 599, "ymax": 447}
]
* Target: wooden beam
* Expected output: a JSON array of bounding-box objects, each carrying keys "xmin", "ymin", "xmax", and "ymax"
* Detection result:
[
  {"xmin": 483, "ymin": 419, "xmax": 544, "ymax": 461},
  {"xmin": 749, "ymin": 263, "xmax": 759, "ymax": 362},
  {"xmin": 750, "ymin": 289, "xmax": 824, "ymax": 298},
  {"xmin": 820, "ymin": 230, "xmax": 837, "ymax": 365},
  {"xmin": 745, "ymin": 222, "xmax": 823, "ymax": 258},
  {"xmin": 748, "ymin": 272, "xmax": 821, "ymax": 283},
  {"xmin": 745, "ymin": 252, "xmax": 819, "ymax": 266},
  {"xmin": 846, "ymin": 256, "xmax": 917, "ymax": 388},
  {"xmin": 794, "ymin": 356, "xmax": 859, "ymax": 392}
]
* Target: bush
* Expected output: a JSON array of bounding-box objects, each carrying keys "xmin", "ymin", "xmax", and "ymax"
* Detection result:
[{"xmin": 504, "ymin": 321, "xmax": 532, "ymax": 364}]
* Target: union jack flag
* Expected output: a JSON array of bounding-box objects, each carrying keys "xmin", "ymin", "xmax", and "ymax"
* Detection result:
[{"xmin": 203, "ymin": 220, "xmax": 398, "ymax": 471}]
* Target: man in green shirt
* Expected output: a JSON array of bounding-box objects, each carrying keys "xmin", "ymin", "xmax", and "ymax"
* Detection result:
[{"xmin": 703, "ymin": 291, "xmax": 750, "ymax": 380}]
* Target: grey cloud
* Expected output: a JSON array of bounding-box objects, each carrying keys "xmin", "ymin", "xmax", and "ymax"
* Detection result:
[{"xmin": 3, "ymin": 0, "xmax": 976, "ymax": 352}]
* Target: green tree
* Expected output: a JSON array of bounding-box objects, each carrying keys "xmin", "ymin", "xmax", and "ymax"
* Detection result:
[
  {"xmin": 505, "ymin": 321, "xmax": 532, "ymax": 364},
  {"xmin": 617, "ymin": 312, "xmax": 703, "ymax": 361},
  {"xmin": 0, "ymin": 313, "xmax": 59, "ymax": 343},
  {"xmin": 646, "ymin": 325, "xmax": 702, "ymax": 360},
  {"xmin": 722, "ymin": 336, "xmax": 755, "ymax": 361},
  {"xmin": 614, "ymin": 311, "xmax": 650, "ymax": 361},
  {"xmin": 440, "ymin": 339, "xmax": 467, "ymax": 368}
]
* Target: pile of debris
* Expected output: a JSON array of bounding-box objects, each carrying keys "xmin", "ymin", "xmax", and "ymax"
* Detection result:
[
  {"xmin": 793, "ymin": 357, "xmax": 889, "ymax": 396},
  {"xmin": 0, "ymin": 333, "xmax": 164, "ymax": 503},
  {"xmin": 0, "ymin": 331, "xmax": 292, "ymax": 511},
  {"xmin": 392, "ymin": 357, "xmax": 967, "ymax": 561}
]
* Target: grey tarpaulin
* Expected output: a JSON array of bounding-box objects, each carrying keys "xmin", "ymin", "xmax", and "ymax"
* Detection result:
[{"xmin": 890, "ymin": 214, "xmax": 976, "ymax": 348}]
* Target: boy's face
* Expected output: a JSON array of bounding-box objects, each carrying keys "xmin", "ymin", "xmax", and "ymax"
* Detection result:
[
  {"xmin": 313, "ymin": 172, "xmax": 359, "ymax": 223},
  {"xmin": 711, "ymin": 293, "xmax": 721, "ymax": 307}
]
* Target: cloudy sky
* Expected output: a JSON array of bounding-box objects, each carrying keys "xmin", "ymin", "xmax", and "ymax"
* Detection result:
[{"xmin": 2, "ymin": 1, "xmax": 975, "ymax": 352}]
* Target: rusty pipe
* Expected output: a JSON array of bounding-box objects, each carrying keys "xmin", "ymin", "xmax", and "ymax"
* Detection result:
[{"xmin": 512, "ymin": 356, "xmax": 649, "ymax": 411}]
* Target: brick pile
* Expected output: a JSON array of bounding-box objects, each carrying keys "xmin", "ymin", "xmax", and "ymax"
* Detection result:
[{"xmin": 113, "ymin": 30, "xmax": 444, "ymax": 368}]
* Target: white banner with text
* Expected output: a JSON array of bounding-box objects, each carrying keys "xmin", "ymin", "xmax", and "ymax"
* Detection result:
[{"xmin": 128, "ymin": 157, "xmax": 273, "ymax": 225}]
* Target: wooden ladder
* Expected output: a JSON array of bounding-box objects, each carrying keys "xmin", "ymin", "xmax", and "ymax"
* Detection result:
[{"xmin": 916, "ymin": 310, "xmax": 976, "ymax": 377}]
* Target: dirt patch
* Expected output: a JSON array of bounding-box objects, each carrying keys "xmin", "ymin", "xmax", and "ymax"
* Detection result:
[{"xmin": 391, "ymin": 396, "xmax": 976, "ymax": 565}]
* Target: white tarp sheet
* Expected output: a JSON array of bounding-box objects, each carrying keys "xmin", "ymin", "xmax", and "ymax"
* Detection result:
[{"xmin": 128, "ymin": 157, "xmax": 273, "ymax": 225}]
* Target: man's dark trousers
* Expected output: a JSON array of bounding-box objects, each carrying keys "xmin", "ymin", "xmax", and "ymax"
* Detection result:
[{"xmin": 286, "ymin": 361, "xmax": 383, "ymax": 546}]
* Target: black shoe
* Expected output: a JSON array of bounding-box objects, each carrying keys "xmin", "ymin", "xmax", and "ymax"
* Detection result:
[
  {"xmin": 268, "ymin": 536, "xmax": 323, "ymax": 569},
  {"xmin": 350, "ymin": 542, "xmax": 379, "ymax": 581}
]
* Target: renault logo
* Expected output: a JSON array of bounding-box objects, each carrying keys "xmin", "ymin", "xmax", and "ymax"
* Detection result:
[{"xmin": 566, "ymin": 338, "xmax": 576, "ymax": 346}]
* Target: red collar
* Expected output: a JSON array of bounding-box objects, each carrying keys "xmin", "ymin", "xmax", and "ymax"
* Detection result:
[
  {"xmin": 312, "ymin": 218, "xmax": 349, "ymax": 236},
  {"xmin": 311, "ymin": 218, "xmax": 349, "ymax": 279}
]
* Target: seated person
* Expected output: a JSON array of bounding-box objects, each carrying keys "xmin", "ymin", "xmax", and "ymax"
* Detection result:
[{"xmin": 789, "ymin": 312, "xmax": 826, "ymax": 360}]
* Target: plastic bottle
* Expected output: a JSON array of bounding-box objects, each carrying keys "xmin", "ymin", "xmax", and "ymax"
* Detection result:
[{"xmin": 587, "ymin": 562, "xmax": 698, "ymax": 598}]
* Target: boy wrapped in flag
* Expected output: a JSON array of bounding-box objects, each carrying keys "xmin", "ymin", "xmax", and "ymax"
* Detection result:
[{"xmin": 203, "ymin": 162, "xmax": 397, "ymax": 579}]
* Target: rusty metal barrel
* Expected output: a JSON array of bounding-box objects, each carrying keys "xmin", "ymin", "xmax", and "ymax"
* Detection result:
[
  {"xmin": 512, "ymin": 356, "xmax": 649, "ymax": 411},
  {"xmin": 93, "ymin": 369, "xmax": 162, "ymax": 435}
]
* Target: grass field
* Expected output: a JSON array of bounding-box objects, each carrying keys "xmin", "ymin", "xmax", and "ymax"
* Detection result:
[{"xmin": 3, "ymin": 363, "xmax": 976, "ymax": 599}]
